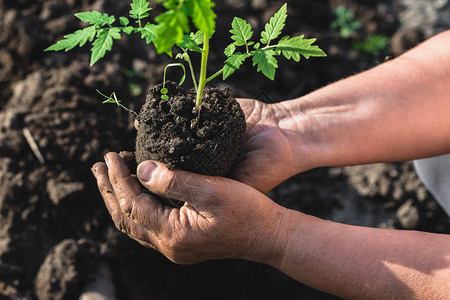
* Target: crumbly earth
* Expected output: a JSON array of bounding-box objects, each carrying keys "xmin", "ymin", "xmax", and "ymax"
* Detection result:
[{"xmin": 136, "ymin": 81, "xmax": 246, "ymax": 176}]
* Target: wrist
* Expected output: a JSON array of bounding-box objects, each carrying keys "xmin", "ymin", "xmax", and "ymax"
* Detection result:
[
  {"xmin": 271, "ymin": 99, "xmax": 329, "ymax": 173},
  {"xmin": 241, "ymin": 204, "xmax": 305, "ymax": 268}
]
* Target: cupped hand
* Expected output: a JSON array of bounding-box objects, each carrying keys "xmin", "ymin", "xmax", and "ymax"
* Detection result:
[
  {"xmin": 133, "ymin": 99, "xmax": 300, "ymax": 194},
  {"xmin": 231, "ymin": 99, "xmax": 299, "ymax": 193},
  {"xmin": 92, "ymin": 152, "xmax": 288, "ymax": 265}
]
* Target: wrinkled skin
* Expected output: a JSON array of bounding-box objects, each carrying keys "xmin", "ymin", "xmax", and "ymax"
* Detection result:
[{"xmin": 92, "ymin": 151, "xmax": 288, "ymax": 264}]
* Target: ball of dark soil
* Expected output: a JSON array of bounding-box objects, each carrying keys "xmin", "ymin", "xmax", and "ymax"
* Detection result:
[{"xmin": 135, "ymin": 81, "xmax": 246, "ymax": 177}]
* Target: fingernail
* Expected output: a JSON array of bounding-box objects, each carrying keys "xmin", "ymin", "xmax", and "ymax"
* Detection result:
[
  {"xmin": 104, "ymin": 154, "xmax": 110, "ymax": 166},
  {"xmin": 138, "ymin": 161, "xmax": 158, "ymax": 182},
  {"xmin": 91, "ymin": 166, "xmax": 97, "ymax": 177}
]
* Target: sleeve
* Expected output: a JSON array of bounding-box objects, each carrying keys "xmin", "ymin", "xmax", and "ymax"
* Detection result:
[{"xmin": 413, "ymin": 154, "xmax": 450, "ymax": 217}]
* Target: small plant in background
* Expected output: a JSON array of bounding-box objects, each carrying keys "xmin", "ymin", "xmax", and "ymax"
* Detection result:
[
  {"xmin": 353, "ymin": 34, "xmax": 390, "ymax": 58},
  {"xmin": 330, "ymin": 5, "xmax": 362, "ymax": 39},
  {"xmin": 330, "ymin": 4, "xmax": 390, "ymax": 63}
]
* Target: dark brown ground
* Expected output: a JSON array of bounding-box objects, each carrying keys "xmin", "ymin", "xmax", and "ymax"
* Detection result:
[
  {"xmin": 135, "ymin": 81, "xmax": 246, "ymax": 176},
  {"xmin": 0, "ymin": 1, "xmax": 449, "ymax": 299}
]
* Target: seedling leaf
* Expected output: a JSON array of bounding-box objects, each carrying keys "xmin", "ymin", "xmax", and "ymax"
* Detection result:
[
  {"xmin": 277, "ymin": 36, "xmax": 327, "ymax": 61},
  {"xmin": 90, "ymin": 28, "xmax": 121, "ymax": 66},
  {"xmin": 97, "ymin": 89, "xmax": 122, "ymax": 105},
  {"xmin": 223, "ymin": 53, "xmax": 248, "ymax": 80},
  {"xmin": 190, "ymin": 31, "xmax": 205, "ymax": 46},
  {"xmin": 75, "ymin": 11, "xmax": 115, "ymax": 27},
  {"xmin": 130, "ymin": 0, "xmax": 152, "ymax": 20},
  {"xmin": 186, "ymin": 0, "xmax": 216, "ymax": 37},
  {"xmin": 140, "ymin": 23, "xmax": 157, "ymax": 44},
  {"xmin": 224, "ymin": 44, "xmax": 236, "ymax": 56},
  {"xmin": 45, "ymin": 26, "xmax": 96, "ymax": 52},
  {"xmin": 177, "ymin": 35, "xmax": 202, "ymax": 52},
  {"xmin": 154, "ymin": 10, "xmax": 189, "ymax": 53},
  {"xmin": 252, "ymin": 49, "xmax": 278, "ymax": 80},
  {"xmin": 260, "ymin": 3, "xmax": 287, "ymax": 45},
  {"xmin": 123, "ymin": 26, "xmax": 135, "ymax": 35},
  {"xmin": 120, "ymin": 17, "xmax": 130, "ymax": 26},
  {"xmin": 230, "ymin": 17, "xmax": 253, "ymax": 46}
]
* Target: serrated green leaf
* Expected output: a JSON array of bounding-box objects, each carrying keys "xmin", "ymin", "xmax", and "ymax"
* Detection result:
[
  {"xmin": 154, "ymin": 10, "xmax": 189, "ymax": 53},
  {"xmin": 224, "ymin": 44, "xmax": 236, "ymax": 56},
  {"xmin": 186, "ymin": 0, "xmax": 216, "ymax": 37},
  {"xmin": 123, "ymin": 26, "xmax": 134, "ymax": 35},
  {"xmin": 177, "ymin": 35, "xmax": 202, "ymax": 52},
  {"xmin": 223, "ymin": 53, "xmax": 248, "ymax": 80},
  {"xmin": 120, "ymin": 17, "xmax": 130, "ymax": 26},
  {"xmin": 276, "ymin": 36, "xmax": 326, "ymax": 62},
  {"xmin": 253, "ymin": 42, "xmax": 260, "ymax": 50},
  {"xmin": 190, "ymin": 31, "xmax": 204, "ymax": 45},
  {"xmin": 261, "ymin": 4, "xmax": 287, "ymax": 45},
  {"xmin": 45, "ymin": 26, "xmax": 97, "ymax": 52},
  {"xmin": 140, "ymin": 23, "xmax": 157, "ymax": 44},
  {"xmin": 90, "ymin": 28, "xmax": 121, "ymax": 66},
  {"xmin": 75, "ymin": 11, "xmax": 115, "ymax": 27},
  {"xmin": 130, "ymin": 0, "xmax": 152, "ymax": 20},
  {"xmin": 230, "ymin": 17, "xmax": 253, "ymax": 46},
  {"xmin": 252, "ymin": 49, "xmax": 278, "ymax": 80}
]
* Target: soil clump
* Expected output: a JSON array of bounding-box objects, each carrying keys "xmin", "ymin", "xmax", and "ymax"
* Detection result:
[{"xmin": 136, "ymin": 81, "xmax": 246, "ymax": 176}]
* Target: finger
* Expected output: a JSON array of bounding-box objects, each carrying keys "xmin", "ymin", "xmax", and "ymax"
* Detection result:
[
  {"xmin": 119, "ymin": 151, "xmax": 137, "ymax": 173},
  {"xmin": 92, "ymin": 162, "xmax": 158, "ymax": 249},
  {"xmin": 137, "ymin": 160, "xmax": 217, "ymax": 205},
  {"xmin": 104, "ymin": 152, "xmax": 166, "ymax": 232},
  {"xmin": 134, "ymin": 119, "xmax": 140, "ymax": 130}
]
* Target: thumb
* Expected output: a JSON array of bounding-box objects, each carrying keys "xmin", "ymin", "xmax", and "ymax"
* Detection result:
[{"xmin": 137, "ymin": 161, "xmax": 214, "ymax": 204}]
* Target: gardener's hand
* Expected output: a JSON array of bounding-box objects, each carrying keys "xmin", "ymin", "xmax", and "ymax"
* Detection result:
[
  {"xmin": 92, "ymin": 152, "xmax": 288, "ymax": 264},
  {"xmin": 232, "ymin": 99, "xmax": 310, "ymax": 193},
  {"xmin": 134, "ymin": 98, "xmax": 312, "ymax": 194}
]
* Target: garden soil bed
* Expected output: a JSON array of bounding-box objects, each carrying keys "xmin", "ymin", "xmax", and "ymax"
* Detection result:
[{"xmin": 0, "ymin": 1, "xmax": 449, "ymax": 299}]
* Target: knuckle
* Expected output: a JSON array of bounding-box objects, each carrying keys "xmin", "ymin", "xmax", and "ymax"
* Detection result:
[
  {"xmin": 112, "ymin": 214, "xmax": 129, "ymax": 234},
  {"xmin": 126, "ymin": 193, "xmax": 146, "ymax": 221},
  {"xmin": 118, "ymin": 196, "xmax": 132, "ymax": 217},
  {"xmin": 156, "ymin": 169, "xmax": 177, "ymax": 196}
]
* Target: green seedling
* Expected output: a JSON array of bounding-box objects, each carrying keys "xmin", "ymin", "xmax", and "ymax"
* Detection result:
[
  {"xmin": 45, "ymin": 0, "xmax": 326, "ymax": 108},
  {"xmin": 330, "ymin": 6, "xmax": 362, "ymax": 39},
  {"xmin": 96, "ymin": 89, "xmax": 138, "ymax": 116},
  {"xmin": 353, "ymin": 34, "xmax": 390, "ymax": 58}
]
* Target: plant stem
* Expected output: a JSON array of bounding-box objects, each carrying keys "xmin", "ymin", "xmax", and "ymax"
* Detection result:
[
  {"xmin": 184, "ymin": 50, "xmax": 198, "ymax": 93},
  {"xmin": 261, "ymin": 44, "xmax": 279, "ymax": 51},
  {"xmin": 206, "ymin": 68, "xmax": 223, "ymax": 83},
  {"xmin": 195, "ymin": 34, "xmax": 210, "ymax": 107}
]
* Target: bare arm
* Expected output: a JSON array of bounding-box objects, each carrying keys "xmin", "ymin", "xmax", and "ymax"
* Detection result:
[
  {"xmin": 270, "ymin": 210, "xmax": 450, "ymax": 299},
  {"xmin": 275, "ymin": 30, "xmax": 450, "ymax": 173}
]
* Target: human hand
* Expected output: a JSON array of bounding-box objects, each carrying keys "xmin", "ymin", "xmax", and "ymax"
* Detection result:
[
  {"xmin": 92, "ymin": 152, "xmax": 288, "ymax": 264},
  {"xmin": 231, "ymin": 99, "xmax": 304, "ymax": 193}
]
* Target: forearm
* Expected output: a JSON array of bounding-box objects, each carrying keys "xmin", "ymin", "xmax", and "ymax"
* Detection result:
[
  {"xmin": 275, "ymin": 30, "xmax": 450, "ymax": 171},
  {"xmin": 265, "ymin": 210, "xmax": 450, "ymax": 299}
]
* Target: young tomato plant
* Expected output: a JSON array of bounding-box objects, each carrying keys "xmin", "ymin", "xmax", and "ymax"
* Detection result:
[{"xmin": 45, "ymin": 0, "xmax": 326, "ymax": 108}]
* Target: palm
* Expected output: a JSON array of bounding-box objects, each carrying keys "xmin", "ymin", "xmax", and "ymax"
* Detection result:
[{"xmin": 230, "ymin": 99, "xmax": 296, "ymax": 193}]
